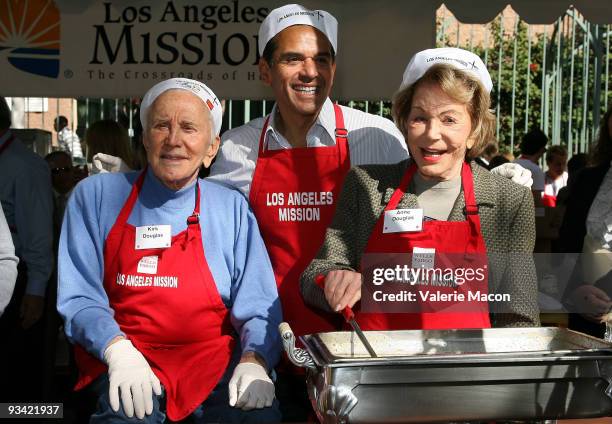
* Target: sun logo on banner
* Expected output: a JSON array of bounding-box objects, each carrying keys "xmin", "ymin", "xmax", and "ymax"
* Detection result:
[{"xmin": 0, "ymin": 0, "xmax": 60, "ymax": 78}]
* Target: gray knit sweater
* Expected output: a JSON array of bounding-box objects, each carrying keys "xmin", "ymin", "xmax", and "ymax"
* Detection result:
[{"xmin": 300, "ymin": 159, "xmax": 540, "ymax": 327}]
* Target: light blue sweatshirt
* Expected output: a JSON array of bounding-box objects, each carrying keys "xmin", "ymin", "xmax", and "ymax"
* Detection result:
[{"xmin": 57, "ymin": 168, "xmax": 282, "ymax": 369}]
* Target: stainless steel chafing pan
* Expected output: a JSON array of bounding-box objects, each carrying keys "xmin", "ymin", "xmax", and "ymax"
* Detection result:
[{"xmin": 279, "ymin": 323, "xmax": 612, "ymax": 423}]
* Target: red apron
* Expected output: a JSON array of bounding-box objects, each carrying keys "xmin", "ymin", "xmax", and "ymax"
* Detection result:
[
  {"xmin": 74, "ymin": 170, "xmax": 235, "ymax": 421},
  {"xmin": 356, "ymin": 161, "xmax": 492, "ymax": 330},
  {"xmin": 249, "ymin": 104, "xmax": 350, "ymax": 337}
]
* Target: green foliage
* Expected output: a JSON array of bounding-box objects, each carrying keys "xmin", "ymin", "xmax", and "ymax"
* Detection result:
[
  {"xmin": 336, "ymin": 100, "xmax": 393, "ymax": 120},
  {"xmin": 437, "ymin": 12, "xmax": 611, "ymax": 156}
]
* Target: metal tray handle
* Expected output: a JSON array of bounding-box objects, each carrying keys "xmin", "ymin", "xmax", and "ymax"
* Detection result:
[{"xmin": 279, "ymin": 322, "xmax": 316, "ymax": 370}]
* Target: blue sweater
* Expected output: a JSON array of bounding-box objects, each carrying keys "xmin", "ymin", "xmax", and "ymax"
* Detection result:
[{"xmin": 57, "ymin": 168, "xmax": 282, "ymax": 369}]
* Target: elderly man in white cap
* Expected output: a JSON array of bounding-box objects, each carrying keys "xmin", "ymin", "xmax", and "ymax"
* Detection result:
[{"xmin": 57, "ymin": 78, "xmax": 282, "ymax": 423}]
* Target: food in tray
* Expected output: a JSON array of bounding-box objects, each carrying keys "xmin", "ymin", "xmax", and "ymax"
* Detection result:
[{"xmin": 313, "ymin": 328, "xmax": 612, "ymax": 358}]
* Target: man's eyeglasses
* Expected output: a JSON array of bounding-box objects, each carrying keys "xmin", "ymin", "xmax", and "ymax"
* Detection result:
[{"xmin": 51, "ymin": 166, "xmax": 73, "ymax": 175}]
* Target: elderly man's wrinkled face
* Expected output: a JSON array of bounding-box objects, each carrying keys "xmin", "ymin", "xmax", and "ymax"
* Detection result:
[
  {"xmin": 144, "ymin": 90, "xmax": 219, "ymax": 190},
  {"xmin": 405, "ymin": 81, "xmax": 473, "ymax": 181}
]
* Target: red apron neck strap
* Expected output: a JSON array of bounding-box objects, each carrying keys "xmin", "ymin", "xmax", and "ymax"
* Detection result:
[
  {"xmin": 257, "ymin": 115, "xmax": 272, "ymax": 156},
  {"xmin": 461, "ymin": 161, "xmax": 482, "ymax": 253},
  {"xmin": 386, "ymin": 162, "xmax": 418, "ymax": 211},
  {"xmin": 258, "ymin": 104, "xmax": 348, "ymax": 157},
  {"xmin": 461, "ymin": 161, "xmax": 480, "ymax": 221},
  {"xmin": 116, "ymin": 168, "xmax": 201, "ymax": 227},
  {"xmin": 332, "ymin": 103, "xmax": 349, "ymax": 162},
  {"xmin": 115, "ymin": 168, "xmax": 147, "ymax": 226},
  {"xmin": 186, "ymin": 181, "xmax": 201, "ymax": 226}
]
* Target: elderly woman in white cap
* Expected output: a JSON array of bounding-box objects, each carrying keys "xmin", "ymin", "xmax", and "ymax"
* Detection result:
[
  {"xmin": 57, "ymin": 78, "xmax": 281, "ymax": 423},
  {"xmin": 301, "ymin": 48, "xmax": 540, "ymax": 330}
]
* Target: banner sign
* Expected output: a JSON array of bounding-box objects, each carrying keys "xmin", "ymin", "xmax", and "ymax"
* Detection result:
[{"xmin": 0, "ymin": 0, "xmax": 436, "ymax": 99}]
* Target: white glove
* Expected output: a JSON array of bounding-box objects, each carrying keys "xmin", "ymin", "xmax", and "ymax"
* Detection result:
[
  {"xmin": 228, "ymin": 362, "xmax": 275, "ymax": 411},
  {"xmin": 91, "ymin": 153, "xmax": 132, "ymax": 174},
  {"xmin": 490, "ymin": 162, "xmax": 533, "ymax": 188},
  {"xmin": 103, "ymin": 339, "xmax": 162, "ymax": 419}
]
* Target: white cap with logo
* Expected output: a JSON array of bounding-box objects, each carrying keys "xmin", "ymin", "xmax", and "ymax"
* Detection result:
[
  {"xmin": 140, "ymin": 78, "xmax": 223, "ymax": 135},
  {"xmin": 400, "ymin": 47, "xmax": 493, "ymax": 93},
  {"xmin": 258, "ymin": 4, "xmax": 338, "ymax": 56}
]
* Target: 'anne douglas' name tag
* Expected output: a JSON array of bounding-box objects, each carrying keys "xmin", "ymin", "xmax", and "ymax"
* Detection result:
[
  {"xmin": 135, "ymin": 225, "xmax": 171, "ymax": 250},
  {"xmin": 383, "ymin": 209, "xmax": 423, "ymax": 233}
]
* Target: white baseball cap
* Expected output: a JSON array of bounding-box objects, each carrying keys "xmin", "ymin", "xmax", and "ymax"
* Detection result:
[
  {"xmin": 400, "ymin": 47, "xmax": 493, "ymax": 93},
  {"xmin": 140, "ymin": 78, "xmax": 223, "ymax": 136},
  {"xmin": 258, "ymin": 4, "xmax": 338, "ymax": 56}
]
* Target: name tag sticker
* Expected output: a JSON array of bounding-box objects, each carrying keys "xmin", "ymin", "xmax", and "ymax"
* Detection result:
[
  {"xmin": 135, "ymin": 225, "xmax": 171, "ymax": 250},
  {"xmin": 412, "ymin": 247, "xmax": 436, "ymax": 269},
  {"xmin": 383, "ymin": 209, "xmax": 423, "ymax": 233},
  {"xmin": 137, "ymin": 256, "xmax": 159, "ymax": 274}
]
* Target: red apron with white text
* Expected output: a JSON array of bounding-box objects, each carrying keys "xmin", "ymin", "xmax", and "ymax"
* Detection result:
[
  {"xmin": 249, "ymin": 104, "xmax": 349, "ymax": 337},
  {"xmin": 73, "ymin": 171, "xmax": 235, "ymax": 421},
  {"xmin": 355, "ymin": 162, "xmax": 491, "ymax": 330}
]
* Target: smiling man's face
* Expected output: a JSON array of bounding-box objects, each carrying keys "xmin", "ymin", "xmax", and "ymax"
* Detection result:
[{"xmin": 259, "ymin": 25, "xmax": 336, "ymax": 121}]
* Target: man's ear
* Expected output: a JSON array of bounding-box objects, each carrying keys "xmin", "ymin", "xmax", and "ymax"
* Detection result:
[
  {"xmin": 203, "ymin": 135, "xmax": 220, "ymax": 168},
  {"xmin": 259, "ymin": 59, "xmax": 272, "ymax": 87}
]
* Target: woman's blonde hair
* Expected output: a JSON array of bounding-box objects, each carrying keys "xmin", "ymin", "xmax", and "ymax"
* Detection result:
[
  {"xmin": 85, "ymin": 119, "xmax": 135, "ymax": 167},
  {"xmin": 392, "ymin": 63, "xmax": 496, "ymax": 159}
]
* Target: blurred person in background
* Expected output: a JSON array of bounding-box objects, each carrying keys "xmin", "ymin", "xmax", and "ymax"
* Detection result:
[
  {"xmin": 489, "ymin": 154, "xmax": 510, "ymax": 170},
  {"xmin": 555, "ymin": 153, "xmax": 588, "ymax": 208},
  {"xmin": 85, "ymin": 120, "xmax": 136, "ymax": 174},
  {"xmin": 514, "ymin": 128, "xmax": 548, "ymax": 206},
  {"xmin": 0, "ymin": 203, "xmax": 18, "ymax": 317},
  {"xmin": 54, "ymin": 115, "xmax": 83, "ymax": 160},
  {"xmin": 542, "ymin": 145, "xmax": 568, "ymax": 208},
  {"xmin": 500, "ymin": 149, "xmax": 515, "ymax": 161},
  {"xmin": 474, "ymin": 140, "xmax": 498, "ymax": 170},
  {"xmin": 0, "ymin": 96, "xmax": 54, "ymax": 401},
  {"xmin": 561, "ymin": 106, "xmax": 612, "ymax": 338},
  {"xmin": 45, "ymin": 151, "xmax": 79, "ymax": 230}
]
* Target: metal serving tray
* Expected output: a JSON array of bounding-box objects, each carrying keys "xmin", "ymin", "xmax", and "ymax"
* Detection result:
[{"xmin": 280, "ymin": 325, "xmax": 612, "ymax": 423}]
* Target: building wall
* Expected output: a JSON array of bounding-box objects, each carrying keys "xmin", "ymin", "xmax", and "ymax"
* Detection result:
[{"xmin": 9, "ymin": 97, "xmax": 79, "ymax": 149}]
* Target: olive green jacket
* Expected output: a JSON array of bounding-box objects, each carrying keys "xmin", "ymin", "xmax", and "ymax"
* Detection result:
[{"xmin": 300, "ymin": 159, "xmax": 540, "ymax": 327}]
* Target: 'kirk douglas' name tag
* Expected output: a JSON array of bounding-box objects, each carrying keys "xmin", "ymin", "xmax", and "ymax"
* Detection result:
[
  {"xmin": 135, "ymin": 225, "xmax": 171, "ymax": 250},
  {"xmin": 383, "ymin": 209, "xmax": 423, "ymax": 233}
]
